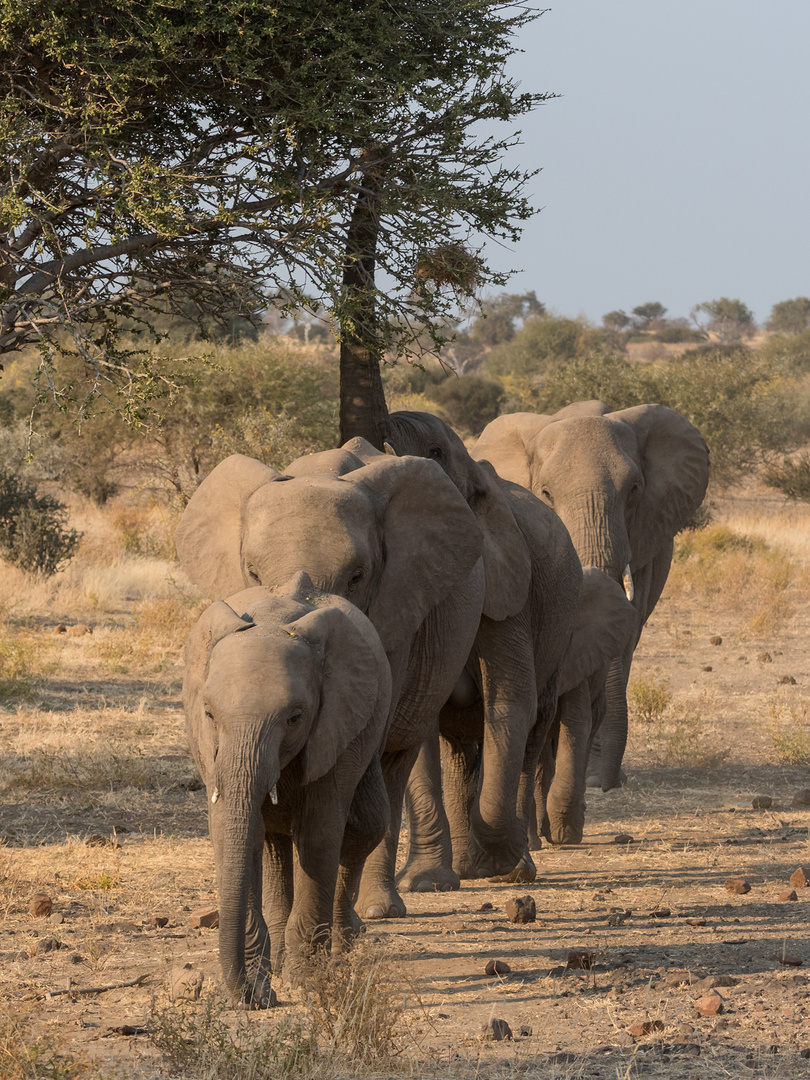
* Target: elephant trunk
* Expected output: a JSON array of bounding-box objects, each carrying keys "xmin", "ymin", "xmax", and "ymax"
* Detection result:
[
  {"xmin": 598, "ymin": 657, "xmax": 629, "ymax": 791},
  {"xmin": 560, "ymin": 492, "xmax": 630, "ymax": 586},
  {"xmin": 213, "ymin": 737, "xmax": 277, "ymax": 1007}
]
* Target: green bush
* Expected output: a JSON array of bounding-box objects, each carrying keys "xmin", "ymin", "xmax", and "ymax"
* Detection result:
[
  {"xmin": 431, "ymin": 374, "xmax": 504, "ymax": 435},
  {"xmin": 485, "ymin": 314, "xmax": 605, "ymax": 377},
  {"xmin": 0, "ymin": 470, "xmax": 80, "ymax": 575},
  {"xmin": 763, "ymin": 453, "xmax": 810, "ymax": 502}
]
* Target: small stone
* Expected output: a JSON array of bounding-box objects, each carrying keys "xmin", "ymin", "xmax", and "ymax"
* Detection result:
[
  {"xmin": 780, "ymin": 890, "xmax": 798, "ymax": 902},
  {"xmin": 53, "ymin": 624, "xmax": 67, "ymax": 634},
  {"xmin": 143, "ymin": 916, "xmax": 169, "ymax": 928},
  {"xmin": 36, "ymin": 936, "xmax": 61, "ymax": 955},
  {"xmin": 485, "ymin": 959, "xmax": 511, "ymax": 977},
  {"xmin": 29, "ymin": 893, "xmax": 53, "ymax": 918},
  {"xmin": 112, "ymin": 920, "xmax": 140, "ymax": 933},
  {"xmin": 650, "ymin": 907, "xmax": 672, "ymax": 918},
  {"xmin": 792, "ymin": 790, "xmax": 810, "ymax": 808},
  {"xmin": 687, "ymin": 918, "xmax": 707, "ymax": 926},
  {"xmin": 614, "ymin": 833, "xmax": 634, "ymax": 844},
  {"xmin": 627, "ymin": 1019, "xmax": 665, "ymax": 1037},
  {"xmin": 789, "ymin": 867, "xmax": 810, "ymax": 888},
  {"xmin": 724, "ymin": 878, "xmax": 751, "ymax": 895},
  {"xmin": 778, "ymin": 675, "xmax": 797, "ymax": 685},
  {"xmin": 481, "ymin": 1018, "xmax": 512, "ymax": 1041},
  {"xmin": 709, "ymin": 635, "xmax": 723, "ymax": 646},
  {"xmin": 49, "ymin": 913, "xmax": 64, "ymax": 925},
  {"xmin": 189, "ymin": 906, "xmax": 219, "ymax": 929},
  {"xmin": 85, "ymin": 834, "xmax": 114, "ymax": 848},
  {"xmin": 751, "ymin": 795, "xmax": 772, "ymax": 809},
  {"xmin": 758, "ymin": 652, "xmax": 773, "ymax": 663},
  {"xmin": 799, "ymin": 1048, "xmax": 810, "ymax": 1059},
  {"xmin": 66, "ymin": 623, "xmax": 92, "ymax": 637},
  {"xmin": 773, "ymin": 953, "xmax": 803, "ymax": 967},
  {"xmin": 664, "ymin": 970, "xmax": 705, "ymax": 987},
  {"xmin": 702, "ymin": 665, "xmax": 713, "ymax": 672},
  {"xmin": 695, "ymin": 994, "xmax": 723, "ymax": 1016},
  {"xmin": 68, "ymin": 952, "xmax": 83, "ymax": 964},
  {"xmin": 566, "ymin": 950, "xmax": 595, "ymax": 970},
  {"xmin": 695, "ymin": 974, "xmax": 737, "ymax": 989},
  {"xmin": 504, "ymin": 895, "xmax": 536, "ymax": 924},
  {"xmin": 518, "ymin": 1025, "xmax": 533, "ymax": 1037},
  {"xmin": 169, "ymin": 963, "xmax": 204, "ymax": 1000},
  {"xmin": 607, "ymin": 912, "xmax": 627, "ymax": 927},
  {"xmin": 478, "ymin": 902, "xmax": 493, "ymax": 911}
]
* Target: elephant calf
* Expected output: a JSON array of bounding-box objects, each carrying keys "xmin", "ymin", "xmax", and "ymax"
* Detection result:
[{"xmin": 184, "ymin": 574, "xmax": 391, "ymax": 1007}]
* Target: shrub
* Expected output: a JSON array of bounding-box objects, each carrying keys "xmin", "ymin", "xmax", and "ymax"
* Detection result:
[
  {"xmin": 628, "ymin": 675, "xmax": 672, "ymax": 724},
  {"xmin": 431, "ymin": 374, "xmax": 504, "ymax": 435},
  {"xmin": 485, "ymin": 314, "xmax": 605, "ymax": 378},
  {"xmin": 766, "ymin": 700, "xmax": 810, "ymax": 765},
  {"xmin": 763, "ymin": 453, "xmax": 810, "ymax": 503},
  {"xmin": 0, "ymin": 470, "xmax": 80, "ymax": 575}
]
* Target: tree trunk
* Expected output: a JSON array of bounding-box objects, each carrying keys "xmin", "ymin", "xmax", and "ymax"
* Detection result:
[{"xmin": 338, "ymin": 175, "xmax": 390, "ymax": 449}]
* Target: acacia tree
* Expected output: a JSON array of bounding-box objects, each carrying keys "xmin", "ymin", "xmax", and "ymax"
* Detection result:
[
  {"xmin": 691, "ymin": 297, "xmax": 756, "ymax": 344},
  {"xmin": 0, "ymin": 0, "xmax": 549, "ymax": 444}
]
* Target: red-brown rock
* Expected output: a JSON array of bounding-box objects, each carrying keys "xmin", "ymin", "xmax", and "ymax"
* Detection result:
[
  {"xmin": 505, "ymin": 895, "xmax": 536, "ymax": 923},
  {"xmin": 695, "ymin": 994, "xmax": 724, "ymax": 1016},
  {"xmin": 29, "ymin": 893, "xmax": 53, "ymax": 918},
  {"xmin": 780, "ymin": 890, "xmax": 798, "ymax": 902},
  {"xmin": 710, "ymin": 635, "xmax": 723, "ymax": 645},
  {"xmin": 772, "ymin": 953, "xmax": 803, "ymax": 967},
  {"xmin": 751, "ymin": 795, "xmax": 772, "ymax": 809},
  {"xmin": 485, "ymin": 959, "xmax": 511, "ymax": 976},
  {"xmin": 791, "ymin": 790, "xmax": 810, "ymax": 808},
  {"xmin": 789, "ymin": 867, "xmax": 809, "ymax": 888},
  {"xmin": 724, "ymin": 878, "xmax": 751, "ymax": 895},
  {"xmin": 627, "ymin": 1019, "xmax": 665, "ymax": 1037},
  {"xmin": 566, "ymin": 950, "xmax": 595, "ymax": 970},
  {"xmin": 482, "ymin": 1018, "xmax": 512, "ymax": 1041},
  {"xmin": 614, "ymin": 833, "xmax": 634, "ymax": 844},
  {"xmin": 189, "ymin": 906, "xmax": 219, "ymax": 929}
]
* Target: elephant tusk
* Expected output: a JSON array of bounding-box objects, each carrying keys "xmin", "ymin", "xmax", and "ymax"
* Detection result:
[
  {"xmin": 269, "ymin": 784, "xmax": 278, "ymax": 805},
  {"xmin": 211, "ymin": 787, "xmax": 220, "ymax": 804},
  {"xmin": 622, "ymin": 564, "xmax": 635, "ymax": 601},
  {"xmin": 383, "ymin": 441, "xmax": 397, "ymax": 456}
]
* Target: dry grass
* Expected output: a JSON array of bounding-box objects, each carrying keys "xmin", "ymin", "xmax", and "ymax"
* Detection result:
[
  {"xmin": 0, "ymin": 1009, "xmax": 106, "ymax": 1080},
  {"xmin": 627, "ymin": 674, "xmax": 672, "ymax": 723},
  {"xmin": 765, "ymin": 697, "xmax": 810, "ymax": 765},
  {"xmin": 666, "ymin": 523, "xmax": 807, "ymax": 638}
]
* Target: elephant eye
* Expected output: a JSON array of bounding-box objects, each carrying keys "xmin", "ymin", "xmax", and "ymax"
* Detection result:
[
  {"xmin": 428, "ymin": 445, "xmax": 444, "ymax": 461},
  {"xmin": 287, "ymin": 711, "xmax": 302, "ymax": 727},
  {"xmin": 247, "ymin": 567, "xmax": 261, "ymax": 583},
  {"xmin": 348, "ymin": 567, "xmax": 365, "ymax": 590},
  {"xmin": 541, "ymin": 488, "xmax": 554, "ymax": 506}
]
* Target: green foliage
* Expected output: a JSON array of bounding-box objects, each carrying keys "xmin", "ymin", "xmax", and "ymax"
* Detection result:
[
  {"xmin": 632, "ymin": 301, "xmax": 667, "ymax": 326},
  {"xmin": 431, "ymin": 375, "xmax": 504, "ymax": 436},
  {"xmin": 602, "ymin": 310, "xmax": 631, "ymax": 331},
  {"xmin": 763, "ymin": 452, "xmax": 810, "ymax": 502},
  {"xmin": 0, "ymin": 470, "xmax": 80, "ymax": 575},
  {"xmin": 653, "ymin": 323, "xmax": 705, "ymax": 344},
  {"xmin": 758, "ymin": 330, "xmax": 810, "ymax": 373},
  {"xmin": 628, "ymin": 675, "xmax": 672, "ymax": 724},
  {"xmin": 766, "ymin": 297, "xmax": 810, "ymax": 335},
  {"xmin": 692, "ymin": 297, "xmax": 756, "ymax": 343},
  {"xmin": 0, "ymin": 0, "xmax": 549, "ymax": 420},
  {"xmin": 486, "ymin": 314, "xmax": 604, "ymax": 377},
  {"xmin": 767, "ymin": 701, "xmax": 810, "ymax": 765},
  {"xmin": 536, "ymin": 351, "xmax": 650, "ymax": 414}
]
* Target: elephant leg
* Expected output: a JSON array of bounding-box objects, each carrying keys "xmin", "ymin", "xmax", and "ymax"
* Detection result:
[
  {"xmin": 333, "ymin": 755, "xmax": 390, "ymax": 951},
  {"xmin": 546, "ymin": 681, "xmax": 591, "ymax": 845},
  {"xmin": 356, "ymin": 744, "xmax": 420, "ymax": 920},
  {"xmin": 440, "ymin": 732, "xmax": 480, "ymax": 879},
  {"xmin": 262, "ymin": 831, "xmax": 294, "ymax": 974},
  {"xmin": 536, "ymin": 733, "xmax": 555, "ymax": 843},
  {"xmin": 396, "ymin": 733, "xmax": 460, "ymax": 894}
]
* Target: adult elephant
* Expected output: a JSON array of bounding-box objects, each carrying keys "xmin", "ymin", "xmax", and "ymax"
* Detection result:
[
  {"xmin": 474, "ymin": 401, "xmax": 710, "ymax": 794},
  {"xmin": 184, "ymin": 577, "xmax": 391, "ymax": 1006},
  {"xmin": 176, "ymin": 445, "xmax": 531, "ymax": 924},
  {"xmin": 349, "ymin": 411, "xmax": 585, "ymax": 882}
]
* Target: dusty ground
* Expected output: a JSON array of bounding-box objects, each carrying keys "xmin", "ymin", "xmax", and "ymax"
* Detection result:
[{"xmin": 1, "ymin": 485, "xmax": 809, "ymax": 1078}]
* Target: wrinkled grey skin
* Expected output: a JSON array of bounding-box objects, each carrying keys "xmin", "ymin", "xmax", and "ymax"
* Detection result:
[
  {"xmin": 475, "ymin": 401, "xmax": 710, "ymax": 803},
  {"xmin": 354, "ymin": 411, "xmax": 584, "ymax": 881},
  {"xmin": 176, "ymin": 449, "xmax": 485, "ymax": 925},
  {"xmin": 184, "ymin": 577, "xmax": 391, "ymax": 1007}
]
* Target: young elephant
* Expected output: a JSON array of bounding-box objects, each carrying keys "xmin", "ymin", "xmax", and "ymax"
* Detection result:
[{"xmin": 184, "ymin": 574, "xmax": 392, "ymax": 1008}]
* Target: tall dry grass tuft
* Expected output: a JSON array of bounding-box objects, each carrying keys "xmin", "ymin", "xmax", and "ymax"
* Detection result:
[
  {"xmin": 766, "ymin": 698, "xmax": 810, "ymax": 765},
  {"xmin": 0, "ymin": 1009, "xmax": 105, "ymax": 1080},
  {"xmin": 0, "ymin": 628, "xmax": 50, "ymax": 700},
  {"xmin": 627, "ymin": 675, "xmax": 671, "ymax": 724},
  {"xmin": 666, "ymin": 524, "xmax": 806, "ymax": 637}
]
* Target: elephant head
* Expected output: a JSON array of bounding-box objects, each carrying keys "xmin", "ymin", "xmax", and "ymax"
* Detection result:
[
  {"xmin": 183, "ymin": 575, "xmax": 391, "ymax": 1005},
  {"xmin": 370, "ymin": 411, "xmax": 532, "ymax": 621},
  {"xmin": 175, "ymin": 450, "xmax": 483, "ymax": 656},
  {"xmin": 474, "ymin": 402, "xmax": 709, "ymax": 594}
]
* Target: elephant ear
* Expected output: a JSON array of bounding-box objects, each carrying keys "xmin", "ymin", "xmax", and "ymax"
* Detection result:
[
  {"xmin": 611, "ymin": 405, "xmax": 710, "ymax": 569},
  {"xmin": 346, "ymin": 456, "xmax": 483, "ymax": 651},
  {"xmin": 549, "ymin": 400, "xmax": 612, "ymax": 420},
  {"xmin": 175, "ymin": 455, "xmax": 284, "ymax": 599},
  {"xmin": 472, "ymin": 413, "xmax": 544, "ymax": 489},
  {"xmin": 469, "ymin": 459, "xmax": 531, "ymax": 619},
  {"xmin": 559, "ymin": 570, "xmax": 638, "ymax": 695},
  {"xmin": 183, "ymin": 600, "xmax": 257, "ymax": 784},
  {"xmin": 291, "ymin": 605, "xmax": 392, "ymax": 786},
  {"xmin": 285, "ymin": 447, "xmax": 365, "ymax": 479}
]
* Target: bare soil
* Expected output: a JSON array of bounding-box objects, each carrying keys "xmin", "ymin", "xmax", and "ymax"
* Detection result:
[{"xmin": 1, "ymin": 487, "xmax": 809, "ymax": 1079}]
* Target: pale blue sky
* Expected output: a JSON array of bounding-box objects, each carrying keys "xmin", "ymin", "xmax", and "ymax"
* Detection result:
[{"xmin": 486, "ymin": 1, "xmax": 810, "ymax": 326}]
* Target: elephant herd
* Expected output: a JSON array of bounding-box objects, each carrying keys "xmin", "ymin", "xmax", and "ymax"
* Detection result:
[{"xmin": 174, "ymin": 400, "xmax": 710, "ymax": 1007}]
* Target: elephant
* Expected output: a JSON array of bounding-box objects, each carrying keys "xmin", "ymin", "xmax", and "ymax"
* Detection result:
[
  {"xmin": 347, "ymin": 410, "xmax": 588, "ymax": 882},
  {"xmin": 176, "ymin": 447, "xmax": 487, "ymax": 924},
  {"xmin": 183, "ymin": 575, "xmax": 392, "ymax": 1006},
  {"xmin": 474, "ymin": 401, "xmax": 710, "ymax": 798}
]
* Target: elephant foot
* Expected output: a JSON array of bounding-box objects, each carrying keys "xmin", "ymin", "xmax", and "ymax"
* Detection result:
[
  {"xmin": 488, "ymin": 851, "xmax": 537, "ymax": 884},
  {"xmin": 356, "ymin": 884, "xmax": 407, "ymax": 921},
  {"xmin": 235, "ymin": 970, "xmax": 277, "ymax": 1010},
  {"xmin": 332, "ymin": 908, "xmax": 366, "ymax": 953},
  {"xmin": 396, "ymin": 862, "xmax": 460, "ymax": 894}
]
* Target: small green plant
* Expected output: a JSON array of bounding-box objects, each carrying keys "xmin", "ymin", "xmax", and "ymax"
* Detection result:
[
  {"xmin": 0, "ymin": 469, "xmax": 80, "ymax": 575},
  {"xmin": 0, "ymin": 629, "xmax": 46, "ymax": 701},
  {"xmin": 628, "ymin": 675, "xmax": 672, "ymax": 724},
  {"xmin": 766, "ymin": 701, "xmax": 810, "ymax": 765}
]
